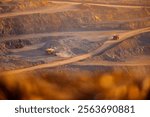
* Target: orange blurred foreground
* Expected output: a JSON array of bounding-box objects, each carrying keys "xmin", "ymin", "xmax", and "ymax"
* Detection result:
[{"xmin": 0, "ymin": 71, "xmax": 150, "ymax": 100}]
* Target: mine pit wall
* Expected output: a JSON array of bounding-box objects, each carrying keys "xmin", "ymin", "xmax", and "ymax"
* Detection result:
[
  {"xmin": 0, "ymin": 14, "xmax": 149, "ymax": 37},
  {"xmin": 0, "ymin": 6, "xmax": 150, "ymax": 36}
]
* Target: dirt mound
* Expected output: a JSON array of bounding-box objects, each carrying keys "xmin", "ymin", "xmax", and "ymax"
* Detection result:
[{"xmin": 4, "ymin": 39, "xmax": 31, "ymax": 49}]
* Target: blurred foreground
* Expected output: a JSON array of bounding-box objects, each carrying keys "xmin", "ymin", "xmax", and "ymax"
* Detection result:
[{"xmin": 0, "ymin": 71, "xmax": 150, "ymax": 100}]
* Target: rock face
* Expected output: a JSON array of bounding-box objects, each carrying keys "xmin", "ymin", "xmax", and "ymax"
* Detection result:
[{"xmin": 0, "ymin": 3, "xmax": 150, "ymax": 36}]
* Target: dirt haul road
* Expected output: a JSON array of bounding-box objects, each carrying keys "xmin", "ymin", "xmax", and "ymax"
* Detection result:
[
  {"xmin": 50, "ymin": 0, "xmax": 150, "ymax": 8},
  {"xmin": 0, "ymin": 4, "xmax": 77, "ymax": 18},
  {"xmin": 3, "ymin": 27, "xmax": 150, "ymax": 74}
]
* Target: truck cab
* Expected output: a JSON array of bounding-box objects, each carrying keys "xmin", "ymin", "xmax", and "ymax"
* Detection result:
[{"xmin": 112, "ymin": 34, "xmax": 119, "ymax": 40}]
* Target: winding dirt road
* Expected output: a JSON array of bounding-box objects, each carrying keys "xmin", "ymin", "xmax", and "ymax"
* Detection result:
[{"xmin": 3, "ymin": 27, "xmax": 150, "ymax": 74}]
